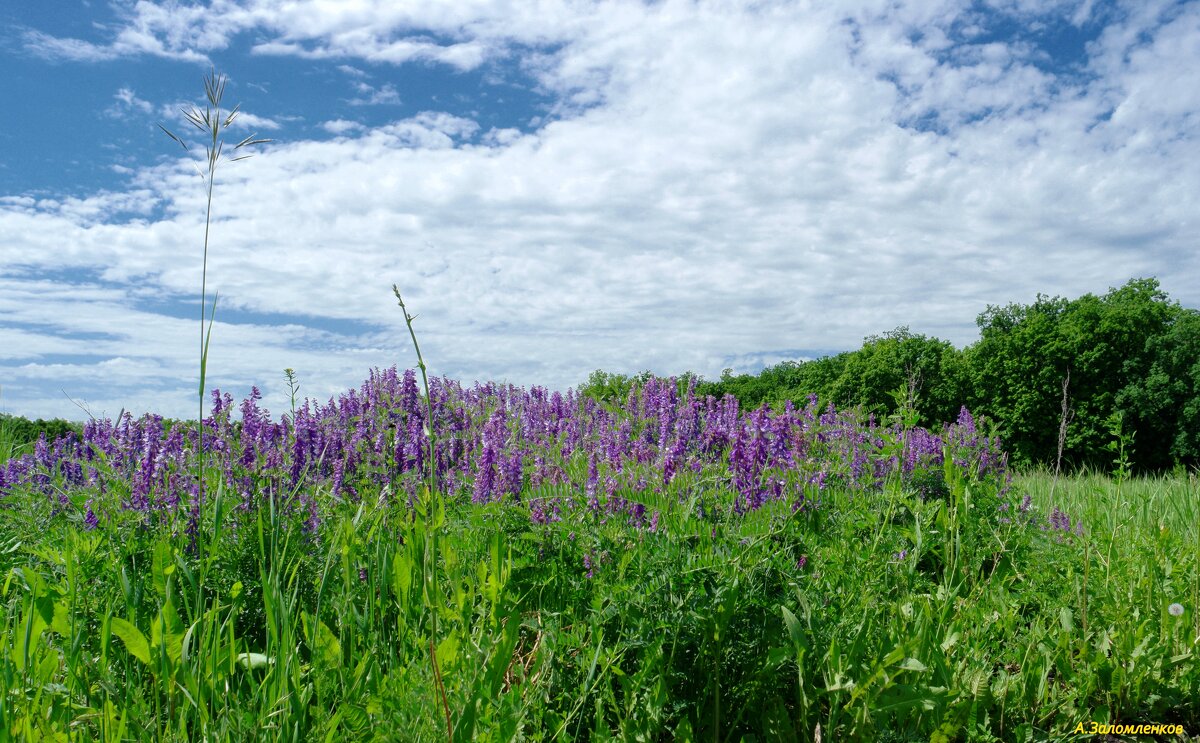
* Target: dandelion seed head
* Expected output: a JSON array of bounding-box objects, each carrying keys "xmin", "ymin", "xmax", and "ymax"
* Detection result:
[{"xmin": 1168, "ymin": 603, "xmax": 1185, "ymax": 616}]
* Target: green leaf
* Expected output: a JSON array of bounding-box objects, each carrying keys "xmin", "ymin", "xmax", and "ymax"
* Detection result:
[
  {"xmin": 940, "ymin": 631, "xmax": 960, "ymax": 653},
  {"xmin": 1059, "ymin": 607, "xmax": 1074, "ymax": 633},
  {"xmin": 110, "ymin": 617, "xmax": 151, "ymax": 666},
  {"xmin": 391, "ymin": 550, "xmax": 413, "ymax": 609},
  {"xmin": 34, "ymin": 650, "xmax": 59, "ymax": 685},
  {"xmin": 199, "ymin": 292, "xmax": 219, "ymax": 398},
  {"xmin": 48, "ymin": 599, "xmax": 72, "ymax": 638},
  {"xmin": 436, "ymin": 631, "xmax": 460, "ymax": 667},
  {"xmin": 781, "ymin": 605, "xmax": 807, "ymax": 650},
  {"xmin": 13, "ymin": 610, "xmax": 47, "ymax": 672},
  {"xmin": 151, "ymin": 597, "xmax": 185, "ymax": 664},
  {"xmin": 152, "ymin": 540, "xmax": 173, "ymax": 599},
  {"xmin": 303, "ymin": 613, "xmax": 342, "ymax": 669}
]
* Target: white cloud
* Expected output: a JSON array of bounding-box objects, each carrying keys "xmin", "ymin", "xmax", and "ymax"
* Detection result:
[
  {"xmin": 4, "ymin": 0, "xmax": 1199, "ymax": 420},
  {"xmin": 321, "ymin": 119, "xmax": 365, "ymax": 135},
  {"xmin": 22, "ymin": 30, "xmax": 121, "ymax": 62},
  {"xmin": 347, "ymin": 81, "xmax": 402, "ymax": 106},
  {"xmin": 107, "ymin": 87, "xmax": 155, "ymax": 118},
  {"xmin": 23, "ymin": 21, "xmax": 211, "ymax": 64},
  {"xmin": 228, "ymin": 110, "xmax": 282, "ymax": 130}
]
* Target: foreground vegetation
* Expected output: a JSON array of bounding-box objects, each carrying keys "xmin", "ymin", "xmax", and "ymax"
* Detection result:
[{"xmin": 1, "ymin": 372, "xmax": 1196, "ymax": 741}]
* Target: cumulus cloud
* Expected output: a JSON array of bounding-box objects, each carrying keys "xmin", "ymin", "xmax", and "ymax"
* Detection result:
[
  {"xmin": 106, "ymin": 87, "xmax": 155, "ymax": 118},
  {"xmin": 347, "ymin": 81, "xmax": 402, "ymax": 106},
  {"xmin": 228, "ymin": 111, "xmax": 282, "ymax": 130},
  {"xmin": 321, "ymin": 119, "xmax": 366, "ymax": 135},
  {"xmin": 4, "ymin": 0, "xmax": 1199, "ymax": 420}
]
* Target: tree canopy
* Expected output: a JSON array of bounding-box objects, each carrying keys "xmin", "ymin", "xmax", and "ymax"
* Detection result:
[{"xmin": 580, "ymin": 278, "xmax": 1198, "ymax": 471}]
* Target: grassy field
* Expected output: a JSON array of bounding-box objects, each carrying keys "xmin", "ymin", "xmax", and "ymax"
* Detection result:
[
  {"xmin": 3, "ymin": 68, "xmax": 1195, "ymax": 742},
  {"xmin": 0, "ymin": 372, "xmax": 1196, "ymax": 742}
]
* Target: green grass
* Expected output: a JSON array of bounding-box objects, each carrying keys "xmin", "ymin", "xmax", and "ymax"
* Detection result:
[
  {"xmin": 1, "ymin": 461, "xmax": 1196, "ymax": 741},
  {"xmin": 1, "ymin": 69, "xmax": 1194, "ymax": 743},
  {"xmin": 1014, "ymin": 467, "xmax": 1200, "ymax": 664},
  {"xmin": 0, "ymin": 414, "xmax": 82, "ymax": 468},
  {"xmin": 0, "ymin": 420, "xmax": 22, "ymax": 467}
]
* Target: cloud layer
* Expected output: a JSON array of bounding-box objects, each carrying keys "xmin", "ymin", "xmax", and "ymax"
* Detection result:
[{"xmin": 3, "ymin": 0, "xmax": 1198, "ymax": 420}]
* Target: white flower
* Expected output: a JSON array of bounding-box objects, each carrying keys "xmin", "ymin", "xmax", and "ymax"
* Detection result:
[{"xmin": 1168, "ymin": 603, "xmax": 1185, "ymax": 616}]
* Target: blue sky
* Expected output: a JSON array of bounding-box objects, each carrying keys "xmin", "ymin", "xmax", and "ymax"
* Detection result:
[{"xmin": 1, "ymin": 0, "xmax": 1198, "ymax": 421}]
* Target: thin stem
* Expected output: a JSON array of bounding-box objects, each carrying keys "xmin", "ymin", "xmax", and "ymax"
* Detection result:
[
  {"xmin": 430, "ymin": 636, "xmax": 452, "ymax": 739},
  {"xmin": 393, "ymin": 286, "xmax": 438, "ymax": 493},
  {"xmin": 199, "ymin": 170, "xmax": 213, "ymax": 524},
  {"xmin": 393, "ymin": 285, "xmax": 451, "ymax": 740}
]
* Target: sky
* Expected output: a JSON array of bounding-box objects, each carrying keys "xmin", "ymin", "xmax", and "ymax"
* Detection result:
[{"xmin": 1, "ymin": 0, "xmax": 1198, "ymax": 422}]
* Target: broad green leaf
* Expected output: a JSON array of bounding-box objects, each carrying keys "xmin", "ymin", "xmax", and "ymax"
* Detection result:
[
  {"xmin": 49, "ymin": 599, "xmax": 72, "ymax": 638},
  {"xmin": 13, "ymin": 610, "xmax": 47, "ymax": 672},
  {"xmin": 152, "ymin": 540, "xmax": 173, "ymax": 599},
  {"xmin": 392, "ymin": 551, "xmax": 413, "ymax": 610},
  {"xmin": 110, "ymin": 617, "xmax": 151, "ymax": 666},
  {"xmin": 436, "ymin": 631, "xmax": 460, "ymax": 667},
  {"xmin": 33, "ymin": 595, "xmax": 57, "ymax": 629},
  {"xmin": 1059, "ymin": 607, "xmax": 1074, "ymax": 633},
  {"xmin": 781, "ymin": 605, "xmax": 806, "ymax": 648},
  {"xmin": 303, "ymin": 613, "xmax": 342, "ymax": 669},
  {"xmin": 152, "ymin": 597, "xmax": 184, "ymax": 664},
  {"xmin": 34, "ymin": 649, "xmax": 59, "ymax": 685},
  {"xmin": 940, "ymin": 632, "xmax": 960, "ymax": 653}
]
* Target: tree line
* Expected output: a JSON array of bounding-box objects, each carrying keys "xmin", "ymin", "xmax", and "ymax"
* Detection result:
[
  {"xmin": 3, "ymin": 278, "xmax": 1195, "ymax": 472},
  {"xmin": 0, "ymin": 414, "xmax": 82, "ymax": 462},
  {"xmin": 581, "ymin": 278, "xmax": 1200, "ymax": 472}
]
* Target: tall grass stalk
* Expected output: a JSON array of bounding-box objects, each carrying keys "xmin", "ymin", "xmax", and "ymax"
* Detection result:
[
  {"xmin": 392, "ymin": 285, "xmax": 452, "ymax": 740},
  {"xmin": 160, "ymin": 69, "xmax": 268, "ymax": 604}
]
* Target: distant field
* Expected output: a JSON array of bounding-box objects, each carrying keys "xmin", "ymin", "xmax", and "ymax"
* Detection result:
[{"xmin": 0, "ymin": 376, "xmax": 1196, "ymax": 741}]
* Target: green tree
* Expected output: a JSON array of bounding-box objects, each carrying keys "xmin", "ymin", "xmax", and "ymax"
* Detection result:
[
  {"xmin": 695, "ymin": 357, "xmax": 849, "ymax": 410},
  {"xmin": 1116, "ymin": 306, "xmax": 1200, "ymax": 468},
  {"xmin": 968, "ymin": 278, "xmax": 1181, "ymax": 469},
  {"xmin": 826, "ymin": 328, "xmax": 968, "ymax": 426},
  {"xmin": 0, "ymin": 414, "xmax": 83, "ymax": 463}
]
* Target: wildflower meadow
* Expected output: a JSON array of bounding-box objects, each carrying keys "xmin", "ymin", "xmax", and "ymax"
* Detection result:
[
  {"xmin": 2, "ymin": 366, "xmax": 1197, "ymax": 740},
  {"xmin": 0, "ymin": 70, "xmax": 1197, "ymax": 742}
]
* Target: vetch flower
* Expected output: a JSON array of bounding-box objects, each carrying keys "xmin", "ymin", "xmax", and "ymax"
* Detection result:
[{"xmin": 83, "ymin": 500, "xmax": 99, "ymax": 530}]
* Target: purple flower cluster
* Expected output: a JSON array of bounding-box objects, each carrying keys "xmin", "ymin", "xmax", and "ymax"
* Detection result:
[
  {"xmin": 1046, "ymin": 506, "xmax": 1084, "ymax": 538},
  {"xmin": 0, "ymin": 369, "xmax": 1015, "ymax": 534}
]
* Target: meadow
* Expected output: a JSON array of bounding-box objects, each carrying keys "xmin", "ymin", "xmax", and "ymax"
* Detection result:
[
  {"xmin": 2, "ymin": 71, "xmax": 1196, "ymax": 742},
  {"xmin": 0, "ymin": 368, "xmax": 1197, "ymax": 741}
]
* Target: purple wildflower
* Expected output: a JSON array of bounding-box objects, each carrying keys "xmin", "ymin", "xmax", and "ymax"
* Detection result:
[{"xmin": 83, "ymin": 501, "xmax": 99, "ymax": 530}]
